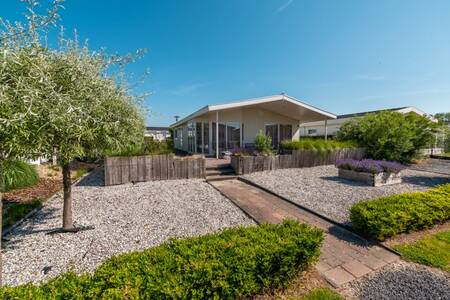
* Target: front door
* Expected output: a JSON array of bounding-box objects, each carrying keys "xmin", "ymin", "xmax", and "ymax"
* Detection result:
[{"xmin": 265, "ymin": 124, "xmax": 278, "ymax": 148}]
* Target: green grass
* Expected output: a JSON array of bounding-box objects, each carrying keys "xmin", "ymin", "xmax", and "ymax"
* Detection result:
[
  {"xmin": 280, "ymin": 138, "xmax": 357, "ymax": 152},
  {"xmin": 287, "ymin": 288, "xmax": 343, "ymax": 300},
  {"xmin": 3, "ymin": 199, "xmax": 43, "ymax": 228},
  {"xmin": 394, "ymin": 231, "xmax": 450, "ymax": 271},
  {"xmin": 1, "ymin": 160, "xmax": 39, "ymax": 192},
  {"xmin": 74, "ymin": 168, "xmax": 88, "ymax": 179}
]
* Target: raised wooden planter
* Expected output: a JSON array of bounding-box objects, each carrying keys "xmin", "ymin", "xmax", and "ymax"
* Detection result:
[
  {"xmin": 104, "ymin": 154, "xmax": 205, "ymax": 186},
  {"xmin": 338, "ymin": 168, "xmax": 403, "ymax": 187},
  {"xmin": 231, "ymin": 148, "xmax": 365, "ymax": 175}
]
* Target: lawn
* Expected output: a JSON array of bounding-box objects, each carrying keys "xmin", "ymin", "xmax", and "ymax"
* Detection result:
[{"xmin": 394, "ymin": 231, "xmax": 450, "ymax": 271}]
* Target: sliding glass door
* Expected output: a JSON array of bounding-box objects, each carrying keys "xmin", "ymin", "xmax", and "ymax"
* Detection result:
[
  {"xmin": 265, "ymin": 124, "xmax": 278, "ymax": 148},
  {"xmin": 212, "ymin": 122, "xmax": 241, "ymax": 154}
]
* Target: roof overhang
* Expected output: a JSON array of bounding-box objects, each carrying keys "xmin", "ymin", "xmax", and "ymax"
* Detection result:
[{"xmin": 170, "ymin": 94, "xmax": 336, "ymax": 128}]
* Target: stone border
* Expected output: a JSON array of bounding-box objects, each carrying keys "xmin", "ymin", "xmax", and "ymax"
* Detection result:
[{"xmin": 338, "ymin": 169, "xmax": 403, "ymax": 187}]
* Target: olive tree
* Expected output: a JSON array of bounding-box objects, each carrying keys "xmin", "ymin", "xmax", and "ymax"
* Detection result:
[
  {"xmin": 36, "ymin": 44, "xmax": 146, "ymax": 231},
  {"xmin": 0, "ymin": 0, "xmax": 65, "ymax": 284},
  {"xmin": 1, "ymin": 0, "xmax": 147, "ymax": 235}
]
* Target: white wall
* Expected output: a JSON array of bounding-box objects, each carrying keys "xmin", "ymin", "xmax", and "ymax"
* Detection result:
[{"xmin": 172, "ymin": 106, "xmax": 301, "ymax": 153}]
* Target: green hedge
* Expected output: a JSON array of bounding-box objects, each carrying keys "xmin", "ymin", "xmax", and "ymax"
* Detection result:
[
  {"xmin": 280, "ymin": 139, "xmax": 357, "ymax": 152},
  {"xmin": 0, "ymin": 220, "xmax": 323, "ymax": 299},
  {"xmin": 350, "ymin": 184, "xmax": 450, "ymax": 240},
  {"xmin": 1, "ymin": 160, "xmax": 39, "ymax": 192}
]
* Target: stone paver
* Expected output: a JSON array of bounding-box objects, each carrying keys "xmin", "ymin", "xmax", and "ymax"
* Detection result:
[{"xmin": 210, "ymin": 179, "xmax": 400, "ymax": 288}]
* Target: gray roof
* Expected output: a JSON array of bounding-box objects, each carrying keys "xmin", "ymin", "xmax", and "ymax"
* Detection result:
[{"xmin": 337, "ymin": 107, "xmax": 408, "ymax": 119}]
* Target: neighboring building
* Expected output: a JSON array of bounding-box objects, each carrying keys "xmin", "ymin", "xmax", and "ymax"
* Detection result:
[
  {"xmin": 299, "ymin": 106, "xmax": 435, "ymax": 137},
  {"xmin": 170, "ymin": 94, "xmax": 336, "ymax": 158},
  {"xmin": 144, "ymin": 126, "xmax": 171, "ymax": 141}
]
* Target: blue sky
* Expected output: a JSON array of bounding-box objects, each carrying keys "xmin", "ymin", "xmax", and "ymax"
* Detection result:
[{"xmin": 3, "ymin": 0, "xmax": 450, "ymax": 126}]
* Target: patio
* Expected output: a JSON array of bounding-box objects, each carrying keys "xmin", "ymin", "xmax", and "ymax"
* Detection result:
[{"xmin": 242, "ymin": 165, "xmax": 450, "ymax": 224}]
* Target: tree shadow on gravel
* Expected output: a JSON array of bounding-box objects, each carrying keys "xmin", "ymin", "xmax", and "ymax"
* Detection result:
[
  {"xmin": 75, "ymin": 169, "xmax": 104, "ymax": 187},
  {"xmin": 319, "ymin": 176, "xmax": 369, "ymax": 187},
  {"xmin": 353, "ymin": 265, "xmax": 450, "ymax": 300},
  {"xmin": 2, "ymin": 207, "xmax": 60, "ymax": 249},
  {"xmin": 402, "ymin": 175, "xmax": 450, "ymax": 187}
]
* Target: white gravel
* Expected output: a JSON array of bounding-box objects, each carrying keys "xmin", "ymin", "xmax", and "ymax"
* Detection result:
[
  {"xmin": 341, "ymin": 262, "xmax": 450, "ymax": 300},
  {"xmin": 243, "ymin": 166, "xmax": 450, "ymax": 224},
  {"xmin": 3, "ymin": 172, "xmax": 254, "ymax": 286}
]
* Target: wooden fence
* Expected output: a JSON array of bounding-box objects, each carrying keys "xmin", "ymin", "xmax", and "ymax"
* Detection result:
[
  {"xmin": 231, "ymin": 148, "xmax": 365, "ymax": 175},
  {"xmin": 104, "ymin": 154, "xmax": 205, "ymax": 186}
]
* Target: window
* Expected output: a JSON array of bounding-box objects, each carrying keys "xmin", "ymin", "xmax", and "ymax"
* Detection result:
[
  {"xmin": 265, "ymin": 124, "xmax": 278, "ymax": 148},
  {"xmin": 308, "ymin": 129, "xmax": 317, "ymax": 135},
  {"xmin": 226, "ymin": 122, "xmax": 240, "ymax": 150},
  {"xmin": 196, "ymin": 122, "xmax": 202, "ymax": 153},
  {"xmin": 203, "ymin": 122, "xmax": 209, "ymax": 153},
  {"xmin": 280, "ymin": 125, "xmax": 292, "ymax": 141}
]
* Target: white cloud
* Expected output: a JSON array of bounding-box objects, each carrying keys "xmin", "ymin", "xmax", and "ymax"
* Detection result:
[
  {"xmin": 169, "ymin": 82, "xmax": 210, "ymax": 96},
  {"xmin": 274, "ymin": 0, "xmax": 293, "ymax": 14}
]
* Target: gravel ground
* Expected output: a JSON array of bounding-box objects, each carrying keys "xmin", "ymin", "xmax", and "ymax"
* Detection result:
[
  {"xmin": 341, "ymin": 262, "xmax": 450, "ymax": 300},
  {"xmin": 410, "ymin": 158, "xmax": 450, "ymax": 175},
  {"xmin": 243, "ymin": 165, "xmax": 449, "ymax": 224},
  {"xmin": 3, "ymin": 172, "xmax": 254, "ymax": 286}
]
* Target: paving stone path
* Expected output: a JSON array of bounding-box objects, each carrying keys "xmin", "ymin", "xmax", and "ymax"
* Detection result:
[{"xmin": 209, "ymin": 179, "xmax": 399, "ymax": 287}]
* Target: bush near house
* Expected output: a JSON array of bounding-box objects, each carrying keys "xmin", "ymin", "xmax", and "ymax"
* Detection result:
[
  {"xmin": 255, "ymin": 131, "xmax": 274, "ymax": 155},
  {"xmin": 1, "ymin": 160, "xmax": 39, "ymax": 192},
  {"xmin": 107, "ymin": 136, "xmax": 174, "ymax": 157},
  {"xmin": 350, "ymin": 184, "xmax": 450, "ymax": 240},
  {"xmin": 337, "ymin": 111, "xmax": 437, "ymax": 163},
  {"xmin": 0, "ymin": 220, "xmax": 324, "ymax": 299},
  {"xmin": 280, "ymin": 139, "xmax": 357, "ymax": 152}
]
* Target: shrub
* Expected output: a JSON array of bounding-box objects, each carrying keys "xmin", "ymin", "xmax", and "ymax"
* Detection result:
[
  {"xmin": 350, "ymin": 184, "xmax": 450, "ymax": 240},
  {"xmin": 3, "ymin": 199, "xmax": 42, "ymax": 228},
  {"xmin": 107, "ymin": 137, "xmax": 174, "ymax": 157},
  {"xmin": 143, "ymin": 136, "xmax": 174, "ymax": 155},
  {"xmin": 1, "ymin": 160, "xmax": 39, "ymax": 192},
  {"xmin": 255, "ymin": 131, "xmax": 273, "ymax": 155},
  {"xmin": 335, "ymin": 159, "xmax": 405, "ymax": 174},
  {"xmin": 337, "ymin": 111, "xmax": 437, "ymax": 163},
  {"xmin": 280, "ymin": 139, "xmax": 357, "ymax": 152},
  {"xmin": 0, "ymin": 220, "xmax": 324, "ymax": 299}
]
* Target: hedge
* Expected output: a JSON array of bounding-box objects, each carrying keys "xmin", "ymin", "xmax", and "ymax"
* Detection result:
[
  {"xmin": 350, "ymin": 184, "xmax": 450, "ymax": 240},
  {"xmin": 280, "ymin": 139, "xmax": 357, "ymax": 152},
  {"xmin": 0, "ymin": 220, "xmax": 323, "ymax": 299}
]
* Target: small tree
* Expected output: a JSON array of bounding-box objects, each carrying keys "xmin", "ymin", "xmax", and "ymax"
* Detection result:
[
  {"xmin": 254, "ymin": 131, "xmax": 272, "ymax": 155},
  {"xmin": 36, "ymin": 44, "xmax": 145, "ymax": 231},
  {"xmin": 1, "ymin": 0, "xmax": 147, "ymax": 234},
  {"xmin": 337, "ymin": 111, "xmax": 436, "ymax": 163}
]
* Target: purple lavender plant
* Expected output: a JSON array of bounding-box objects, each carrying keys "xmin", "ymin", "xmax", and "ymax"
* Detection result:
[{"xmin": 335, "ymin": 159, "xmax": 405, "ymax": 174}]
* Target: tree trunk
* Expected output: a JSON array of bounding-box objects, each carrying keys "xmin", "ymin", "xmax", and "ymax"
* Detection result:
[{"xmin": 62, "ymin": 163, "xmax": 73, "ymax": 230}]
